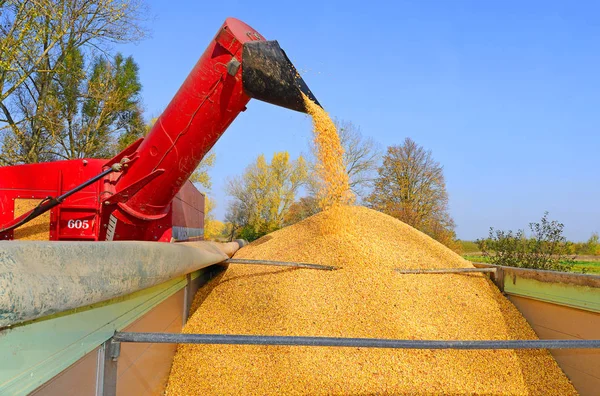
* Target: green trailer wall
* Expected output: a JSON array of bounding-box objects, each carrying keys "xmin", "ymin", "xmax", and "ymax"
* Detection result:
[
  {"xmin": 474, "ymin": 263, "xmax": 600, "ymax": 395},
  {"xmin": 2, "ymin": 260, "xmax": 598, "ymax": 395},
  {"xmin": 0, "ymin": 267, "xmax": 222, "ymax": 395}
]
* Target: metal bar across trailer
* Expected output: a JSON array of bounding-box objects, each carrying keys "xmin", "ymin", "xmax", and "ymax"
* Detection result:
[
  {"xmin": 113, "ymin": 332, "xmax": 600, "ymax": 350},
  {"xmin": 100, "ymin": 333, "xmax": 600, "ymax": 396},
  {"xmin": 395, "ymin": 268, "xmax": 497, "ymax": 274}
]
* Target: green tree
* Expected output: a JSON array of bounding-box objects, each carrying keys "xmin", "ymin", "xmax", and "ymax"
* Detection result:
[
  {"xmin": 226, "ymin": 152, "xmax": 308, "ymax": 240},
  {"xmin": 2, "ymin": 50, "xmax": 144, "ymax": 161},
  {"xmin": 0, "ymin": 0, "xmax": 146, "ymax": 164},
  {"xmin": 367, "ymin": 138, "xmax": 459, "ymax": 251}
]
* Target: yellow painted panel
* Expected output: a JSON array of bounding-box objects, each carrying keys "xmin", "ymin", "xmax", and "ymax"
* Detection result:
[{"xmin": 13, "ymin": 199, "xmax": 50, "ymax": 241}]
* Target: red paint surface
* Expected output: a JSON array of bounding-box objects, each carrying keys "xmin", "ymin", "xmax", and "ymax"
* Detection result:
[
  {"xmin": 0, "ymin": 160, "xmax": 103, "ymax": 241},
  {"xmin": 0, "ymin": 161, "xmax": 204, "ymax": 242}
]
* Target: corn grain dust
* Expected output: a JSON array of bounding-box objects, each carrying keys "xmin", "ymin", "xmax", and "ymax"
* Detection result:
[
  {"xmin": 166, "ymin": 206, "xmax": 576, "ymax": 395},
  {"xmin": 302, "ymin": 94, "xmax": 354, "ymax": 212}
]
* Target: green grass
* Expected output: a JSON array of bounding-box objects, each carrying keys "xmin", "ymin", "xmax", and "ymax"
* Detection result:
[
  {"xmin": 570, "ymin": 261, "xmax": 600, "ymax": 274},
  {"xmin": 463, "ymin": 255, "xmax": 492, "ymax": 263},
  {"xmin": 459, "ymin": 240, "xmax": 480, "ymax": 253},
  {"xmin": 462, "ymin": 255, "xmax": 600, "ymax": 274}
]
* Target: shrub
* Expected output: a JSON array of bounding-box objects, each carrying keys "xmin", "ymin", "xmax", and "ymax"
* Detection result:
[{"xmin": 476, "ymin": 212, "xmax": 574, "ymax": 272}]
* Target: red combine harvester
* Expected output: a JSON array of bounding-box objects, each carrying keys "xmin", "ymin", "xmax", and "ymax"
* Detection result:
[{"xmin": 0, "ymin": 18, "xmax": 320, "ymax": 243}]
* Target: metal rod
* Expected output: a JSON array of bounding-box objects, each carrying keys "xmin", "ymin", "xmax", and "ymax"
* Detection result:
[
  {"xmin": 56, "ymin": 165, "xmax": 118, "ymax": 202},
  {"xmin": 113, "ymin": 332, "xmax": 600, "ymax": 350},
  {"xmin": 100, "ymin": 338, "xmax": 119, "ymax": 396},
  {"xmin": 225, "ymin": 258, "xmax": 337, "ymax": 271},
  {"xmin": 395, "ymin": 268, "xmax": 497, "ymax": 274}
]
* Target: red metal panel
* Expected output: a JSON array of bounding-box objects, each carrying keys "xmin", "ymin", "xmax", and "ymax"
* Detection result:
[
  {"xmin": 0, "ymin": 159, "xmax": 104, "ymax": 191},
  {"xmin": 0, "ymin": 160, "xmax": 104, "ymax": 241},
  {"xmin": 171, "ymin": 181, "xmax": 205, "ymax": 241},
  {"xmin": 57, "ymin": 208, "xmax": 98, "ymax": 240},
  {"xmin": 172, "ymin": 182, "xmax": 205, "ymax": 228},
  {"xmin": 172, "ymin": 199, "xmax": 203, "ymax": 230}
]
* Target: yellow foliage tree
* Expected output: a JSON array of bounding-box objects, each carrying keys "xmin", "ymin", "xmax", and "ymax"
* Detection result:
[
  {"xmin": 203, "ymin": 196, "xmax": 218, "ymax": 240},
  {"xmin": 204, "ymin": 219, "xmax": 230, "ymax": 241},
  {"xmin": 226, "ymin": 152, "xmax": 308, "ymax": 240},
  {"xmin": 190, "ymin": 151, "xmax": 216, "ymax": 191}
]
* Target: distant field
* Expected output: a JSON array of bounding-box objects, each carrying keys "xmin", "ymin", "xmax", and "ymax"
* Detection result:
[
  {"xmin": 463, "ymin": 255, "xmax": 600, "ymax": 274},
  {"xmin": 459, "ymin": 241, "xmax": 479, "ymax": 253}
]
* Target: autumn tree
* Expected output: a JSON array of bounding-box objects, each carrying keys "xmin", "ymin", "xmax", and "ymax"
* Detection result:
[
  {"xmin": 287, "ymin": 119, "xmax": 380, "ymax": 226},
  {"xmin": 284, "ymin": 196, "xmax": 320, "ymax": 226},
  {"xmin": 204, "ymin": 218, "xmax": 232, "ymax": 241},
  {"xmin": 188, "ymin": 149, "xmax": 216, "ymax": 239},
  {"xmin": 0, "ymin": 0, "xmax": 146, "ymax": 164},
  {"xmin": 224, "ymin": 199, "xmax": 249, "ymax": 241},
  {"xmin": 202, "ymin": 195, "xmax": 217, "ymax": 239},
  {"xmin": 367, "ymin": 138, "xmax": 459, "ymax": 251},
  {"xmin": 226, "ymin": 152, "xmax": 308, "ymax": 241},
  {"xmin": 190, "ymin": 151, "xmax": 216, "ymax": 190},
  {"xmin": 577, "ymin": 233, "xmax": 600, "ymax": 256}
]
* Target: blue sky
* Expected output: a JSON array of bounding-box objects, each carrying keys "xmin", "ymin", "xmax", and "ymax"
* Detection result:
[{"xmin": 120, "ymin": 0, "xmax": 599, "ymax": 241}]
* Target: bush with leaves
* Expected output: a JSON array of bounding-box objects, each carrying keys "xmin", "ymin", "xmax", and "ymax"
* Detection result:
[{"xmin": 477, "ymin": 212, "xmax": 574, "ymax": 271}]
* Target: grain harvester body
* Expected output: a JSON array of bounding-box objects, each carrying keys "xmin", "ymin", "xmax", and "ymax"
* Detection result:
[{"xmin": 0, "ymin": 18, "xmax": 319, "ymax": 243}]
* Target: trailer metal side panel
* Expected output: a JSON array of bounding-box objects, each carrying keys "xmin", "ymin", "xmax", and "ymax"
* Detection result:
[{"xmin": 0, "ymin": 274, "xmax": 188, "ymax": 395}]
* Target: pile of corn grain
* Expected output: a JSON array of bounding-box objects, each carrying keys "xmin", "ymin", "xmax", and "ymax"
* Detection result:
[
  {"xmin": 166, "ymin": 206, "xmax": 575, "ymax": 395},
  {"xmin": 302, "ymin": 94, "xmax": 354, "ymax": 210}
]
